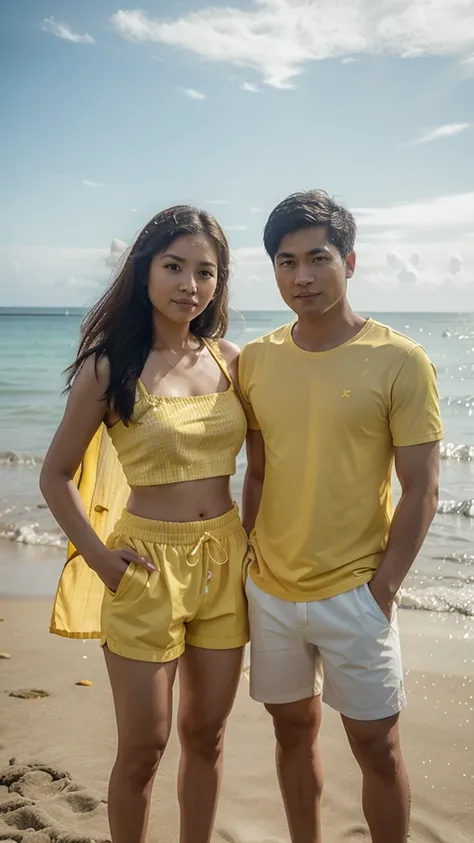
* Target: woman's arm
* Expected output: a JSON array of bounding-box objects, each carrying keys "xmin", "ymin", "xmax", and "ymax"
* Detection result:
[{"xmin": 40, "ymin": 356, "xmax": 153, "ymax": 589}]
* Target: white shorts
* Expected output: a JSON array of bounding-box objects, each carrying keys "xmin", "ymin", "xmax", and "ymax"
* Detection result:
[{"xmin": 246, "ymin": 576, "xmax": 406, "ymax": 721}]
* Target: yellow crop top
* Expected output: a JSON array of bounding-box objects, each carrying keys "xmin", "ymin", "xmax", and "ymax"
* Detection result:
[{"xmin": 106, "ymin": 339, "xmax": 247, "ymax": 486}]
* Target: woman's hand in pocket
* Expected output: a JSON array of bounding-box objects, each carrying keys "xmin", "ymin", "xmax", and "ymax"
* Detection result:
[{"xmin": 89, "ymin": 547, "xmax": 155, "ymax": 593}]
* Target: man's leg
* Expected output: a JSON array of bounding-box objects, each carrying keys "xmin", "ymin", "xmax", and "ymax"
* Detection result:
[
  {"xmin": 309, "ymin": 583, "xmax": 408, "ymax": 843},
  {"xmin": 342, "ymin": 714, "xmax": 409, "ymax": 843},
  {"xmin": 245, "ymin": 576, "xmax": 323, "ymax": 843},
  {"xmin": 265, "ymin": 696, "xmax": 323, "ymax": 843}
]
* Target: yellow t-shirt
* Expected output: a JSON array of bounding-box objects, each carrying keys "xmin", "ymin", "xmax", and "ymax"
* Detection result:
[{"xmin": 239, "ymin": 319, "xmax": 444, "ymax": 602}]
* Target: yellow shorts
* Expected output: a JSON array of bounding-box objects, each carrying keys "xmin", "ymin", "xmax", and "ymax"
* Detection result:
[{"xmin": 101, "ymin": 505, "xmax": 249, "ymax": 663}]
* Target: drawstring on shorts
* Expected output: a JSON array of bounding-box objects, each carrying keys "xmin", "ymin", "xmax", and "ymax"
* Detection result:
[{"xmin": 186, "ymin": 532, "xmax": 229, "ymax": 593}]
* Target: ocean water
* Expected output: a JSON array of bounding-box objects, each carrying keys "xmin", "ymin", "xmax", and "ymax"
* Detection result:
[{"xmin": 0, "ymin": 308, "xmax": 473, "ymax": 614}]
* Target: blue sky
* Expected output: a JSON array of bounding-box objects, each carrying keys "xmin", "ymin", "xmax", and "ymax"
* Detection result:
[{"xmin": 1, "ymin": 0, "xmax": 473, "ymax": 310}]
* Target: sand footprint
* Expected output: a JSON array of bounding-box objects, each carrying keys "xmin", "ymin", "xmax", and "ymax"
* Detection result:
[
  {"xmin": 216, "ymin": 829, "xmax": 287, "ymax": 843},
  {"xmin": 7, "ymin": 692, "xmax": 50, "ymax": 701},
  {"xmin": 342, "ymin": 826, "xmax": 369, "ymax": 840},
  {"xmin": 0, "ymin": 762, "xmax": 109, "ymax": 843},
  {"xmin": 10, "ymin": 772, "xmax": 70, "ymax": 802},
  {"xmin": 62, "ymin": 794, "xmax": 101, "ymax": 815}
]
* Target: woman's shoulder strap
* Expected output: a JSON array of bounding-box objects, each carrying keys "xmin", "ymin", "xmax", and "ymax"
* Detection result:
[{"xmin": 203, "ymin": 338, "xmax": 232, "ymax": 384}]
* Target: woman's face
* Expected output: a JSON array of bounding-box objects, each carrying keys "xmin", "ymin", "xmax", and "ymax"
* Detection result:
[{"xmin": 147, "ymin": 234, "xmax": 218, "ymax": 325}]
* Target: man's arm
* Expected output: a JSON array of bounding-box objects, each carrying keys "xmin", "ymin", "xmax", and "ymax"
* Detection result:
[
  {"xmin": 242, "ymin": 429, "xmax": 265, "ymax": 536},
  {"xmin": 369, "ymin": 440, "xmax": 440, "ymax": 618}
]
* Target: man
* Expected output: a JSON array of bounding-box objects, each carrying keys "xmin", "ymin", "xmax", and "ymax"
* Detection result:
[{"xmin": 239, "ymin": 190, "xmax": 443, "ymax": 843}]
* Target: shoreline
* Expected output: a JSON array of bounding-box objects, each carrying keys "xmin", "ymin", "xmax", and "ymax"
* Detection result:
[
  {"xmin": 2, "ymin": 534, "xmax": 473, "ymax": 618},
  {"xmin": 0, "ymin": 539, "xmax": 64, "ymax": 598}
]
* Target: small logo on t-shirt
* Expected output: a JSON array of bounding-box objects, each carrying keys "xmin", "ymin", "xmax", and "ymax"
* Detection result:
[{"xmin": 341, "ymin": 389, "xmax": 352, "ymax": 399}]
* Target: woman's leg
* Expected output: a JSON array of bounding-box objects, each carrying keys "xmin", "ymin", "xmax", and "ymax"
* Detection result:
[
  {"xmin": 177, "ymin": 645, "xmax": 243, "ymax": 843},
  {"xmin": 104, "ymin": 646, "xmax": 178, "ymax": 843}
]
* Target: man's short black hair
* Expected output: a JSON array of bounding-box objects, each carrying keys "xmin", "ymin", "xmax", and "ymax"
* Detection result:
[{"xmin": 263, "ymin": 190, "xmax": 357, "ymax": 261}]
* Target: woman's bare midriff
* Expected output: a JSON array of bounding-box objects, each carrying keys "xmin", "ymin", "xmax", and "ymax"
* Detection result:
[{"xmin": 126, "ymin": 475, "xmax": 234, "ymax": 523}]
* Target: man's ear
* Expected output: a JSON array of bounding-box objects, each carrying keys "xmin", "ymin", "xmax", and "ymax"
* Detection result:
[{"xmin": 345, "ymin": 251, "xmax": 356, "ymax": 279}]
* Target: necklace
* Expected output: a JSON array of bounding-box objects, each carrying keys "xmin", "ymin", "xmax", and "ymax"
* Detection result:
[{"xmin": 151, "ymin": 338, "xmax": 203, "ymax": 377}]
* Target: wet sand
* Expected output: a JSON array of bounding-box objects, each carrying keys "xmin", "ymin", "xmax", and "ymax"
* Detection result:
[{"xmin": 0, "ymin": 597, "xmax": 473, "ymax": 843}]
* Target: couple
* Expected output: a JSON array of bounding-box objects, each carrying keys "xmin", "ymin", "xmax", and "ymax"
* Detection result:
[{"xmin": 41, "ymin": 190, "xmax": 443, "ymax": 843}]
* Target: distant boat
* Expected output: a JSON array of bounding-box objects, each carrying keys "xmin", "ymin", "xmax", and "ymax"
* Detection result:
[{"xmin": 64, "ymin": 310, "xmax": 69, "ymax": 316}]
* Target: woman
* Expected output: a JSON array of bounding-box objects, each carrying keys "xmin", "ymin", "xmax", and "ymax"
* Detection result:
[{"xmin": 40, "ymin": 206, "xmax": 249, "ymax": 843}]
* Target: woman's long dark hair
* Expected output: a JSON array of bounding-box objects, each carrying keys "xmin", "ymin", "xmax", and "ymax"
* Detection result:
[{"xmin": 66, "ymin": 205, "xmax": 230, "ymax": 423}]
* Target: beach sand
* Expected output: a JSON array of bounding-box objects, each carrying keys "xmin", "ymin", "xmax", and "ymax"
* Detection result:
[{"xmin": 0, "ymin": 596, "xmax": 473, "ymax": 843}]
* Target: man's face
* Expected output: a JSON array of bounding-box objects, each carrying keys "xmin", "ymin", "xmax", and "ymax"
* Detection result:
[{"xmin": 273, "ymin": 226, "xmax": 356, "ymax": 318}]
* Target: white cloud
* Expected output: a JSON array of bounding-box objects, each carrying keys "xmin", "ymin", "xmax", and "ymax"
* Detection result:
[
  {"xmin": 233, "ymin": 247, "xmax": 268, "ymax": 264},
  {"xmin": 241, "ymin": 81, "xmax": 261, "ymax": 92},
  {"xmin": 379, "ymin": 248, "xmax": 472, "ymax": 294},
  {"xmin": 251, "ymin": 207, "xmax": 262, "ymax": 213},
  {"xmin": 341, "ymin": 57, "xmax": 358, "ymax": 64},
  {"xmin": 359, "ymin": 229, "xmax": 405, "ymax": 242},
  {"xmin": 354, "ymin": 192, "xmax": 474, "ymax": 231},
  {"xmin": 82, "ymin": 179, "xmax": 107, "ymax": 188},
  {"xmin": 0, "ymin": 246, "xmax": 109, "ymax": 307},
  {"xmin": 111, "ymin": 1, "xmax": 474, "ymax": 89},
  {"xmin": 206, "ymin": 199, "xmax": 230, "ymax": 205},
  {"xmin": 459, "ymin": 54, "xmax": 474, "ymax": 72},
  {"xmin": 107, "ymin": 238, "xmax": 128, "ymax": 267},
  {"xmin": 40, "ymin": 16, "xmax": 95, "ymax": 45},
  {"xmin": 182, "ymin": 88, "xmax": 207, "ymax": 100},
  {"xmin": 448, "ymin": 254, "xmax": 463, "ymax": 274},
  {"xmin": 131, "ymin": 208, "xmax": 138, "ymax": 213},
  {"xmin": 54, "ymin": 275, "xmax": 102, "ymax": 291},
  {"xmin": 403, "ymin": 123, "xmax": 471, "ymax": 146}
]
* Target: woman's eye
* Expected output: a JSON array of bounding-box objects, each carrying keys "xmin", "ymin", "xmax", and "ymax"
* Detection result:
[
  {"xmin": 165, "ymin": 263, "xmax": 180, "ymax": 271},
  {"xmin": 199, "ymin": 270, "xmax": 213, "ymax": 279}
]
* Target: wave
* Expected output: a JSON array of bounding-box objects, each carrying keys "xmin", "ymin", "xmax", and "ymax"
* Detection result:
[
  {"xmin": 1, "ymin": 520, "xmax": 472, "ymax": 617},
  {"xmin": 437, "ymin": 499, "xmax": 474, "ymax": 517},
  {"xmin": 440, "ymin": 442, "xmax": 474, "ymax": 461},
  {"xmin": 440, "ymin": 396, "xmax": 474, "ymax": 412},
  {"xmin": 0, "ymin": 450, "xmax": 43, "ymax": 466},
  {"xmin": 0, "ymin": 518, "xmax": 66, "ymax": 548},
  {"xmin": 400, "ymin": 587, "xmax": 474, "ymax": 617},
  {"xmin": 2, "ymin": 441, "xmax": 473, "ymax": 473},
  {"xmin": 435, "ymin": 552, "xmax": 474, "ymax": 566},
  {"xmin": 442, "ymin": 329, "xmax": 474, "ymax": 340}
]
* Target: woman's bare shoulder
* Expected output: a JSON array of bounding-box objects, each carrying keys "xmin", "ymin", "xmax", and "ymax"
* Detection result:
[
  {"xmin": 73, "ymin": 353, "xmax": 111, "ymax": 390},
  {"xmin": 217, "ymin": 338, "xmax": 240, "ymax": 365}
]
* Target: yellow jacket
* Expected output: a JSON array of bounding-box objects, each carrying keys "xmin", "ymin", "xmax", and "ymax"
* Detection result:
[{"xmin": 49, "ymin": 426, "xmax": 129, "ymax": 638}]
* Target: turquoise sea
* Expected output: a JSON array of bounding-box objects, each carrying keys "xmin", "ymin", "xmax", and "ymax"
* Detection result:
[{"xmin": 0, "ymin": 308, "xmax": 473, "ymax": 614}]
